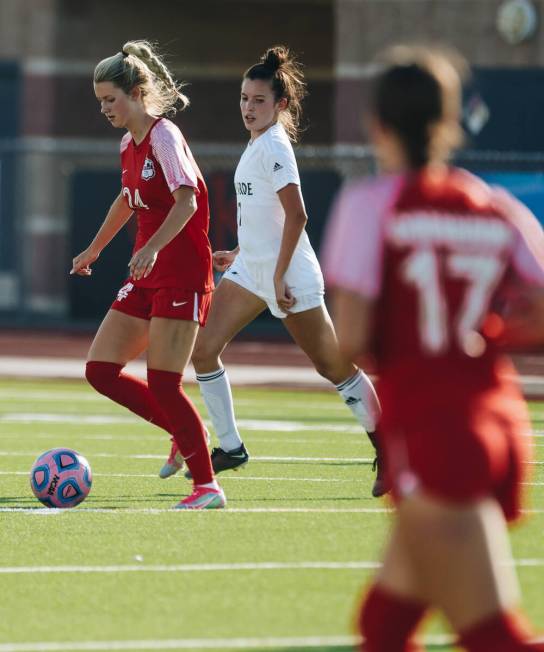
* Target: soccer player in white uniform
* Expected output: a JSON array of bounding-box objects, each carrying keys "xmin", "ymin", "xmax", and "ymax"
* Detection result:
[{"xmin": 160, "ymin": 45, "xmax": 387, "ymax": 497}]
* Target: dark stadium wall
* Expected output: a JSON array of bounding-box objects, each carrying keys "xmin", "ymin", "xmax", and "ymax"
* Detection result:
[
  {"xmin": 333, "ymin": 0, "xmax": 544, "ymax": 144},
  {"xmin": 0, "ymin": 62, "xmax": 20, "ymax": 313},
  {"xmin": 56, "ymin": 0, "xmax": 336, "ymax": 327},
  {"xmin": 2, "ymin": 0, "xmax": 544, "ymax": 327},
  {"xmin": 24, "ymin": 0, "xmax": 335, "ymax": 143},
  {"xmin": 1, "ymin": 0, "xmax": 337, "ymax": 326}
]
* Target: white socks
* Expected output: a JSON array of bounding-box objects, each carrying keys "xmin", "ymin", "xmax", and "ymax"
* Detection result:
[
  {"xmin": 335, "ymin": 370, "xmax": 381, "ymax": 433},
  {"xmin": 198, "ymin": 480, "xmax": 221, "ymax": 491},
  {"xmin": 197, "ymin": 366, "xmax": 379, "ymax": 452},
  {"xmin": 196, "ymin": 367, "xmax": 243, "ymax": 452}
]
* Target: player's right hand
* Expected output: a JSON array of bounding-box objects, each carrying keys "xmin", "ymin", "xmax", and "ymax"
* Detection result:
[
  {"xmin": 70, "ymin": 247, "xmax": 99, "ymax": 276},
  {"xmin": 212, "ymin": 249, "xmax": 238, "ymax": 272}
]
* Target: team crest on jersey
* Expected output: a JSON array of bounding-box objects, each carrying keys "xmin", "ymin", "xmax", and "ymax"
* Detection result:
[{"xmin": 141, "ymin": 158, "xmax": 155, "ymax": 181}]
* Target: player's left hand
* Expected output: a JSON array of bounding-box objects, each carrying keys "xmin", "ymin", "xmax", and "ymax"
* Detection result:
[
  {"xmin": 274, "ymin": 276, "xmax": 296, "ymax": 314},
  {"xmin": 128, "ymin": 246, "xmax": 158, "ymax": 281}
]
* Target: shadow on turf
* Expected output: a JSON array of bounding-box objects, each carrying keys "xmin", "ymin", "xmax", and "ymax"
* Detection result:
[
  {"xmin": 1, "ymin": 492, "xmax": 382, "ymax": 509},
  {"xmin": 262, "ymin": 461, "xmax": 372, "ymax": 466},
  {"xmin": 0, "ymin": 496, "xmax": 37, "ymax": 504},
  {"xmin": 153, "ymin": 493, "xmax": 373, "ymax": 504},
  {"xmin": 1, "ymin": 491, "xmax": 379, "ymax": 509}
]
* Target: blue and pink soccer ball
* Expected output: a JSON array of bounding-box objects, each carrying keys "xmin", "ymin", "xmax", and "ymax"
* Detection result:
[{"xmin": 29, "ymin": 448, "xmax": 92, "ymax": 508}]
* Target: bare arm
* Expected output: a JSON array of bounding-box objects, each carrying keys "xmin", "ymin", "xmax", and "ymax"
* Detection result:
[
  {"xmin": 331, "ymin": 288, "xmax": 376, "ymax": 362},
  {"xmin": 274, "ymin": 183, "xmax": 308, "ymax": 312},
  {"xmin": 70, "ymin": 191, "xmax": 133, "ymax": 276},
  {"xmin": 128, "ymin": 186, "xmax": 197, "ymax": 280}
]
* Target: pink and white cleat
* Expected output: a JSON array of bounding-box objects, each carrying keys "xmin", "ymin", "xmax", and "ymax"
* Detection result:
[
  {"xmin": 159, "ymin": 430, "xmax": 211, "ymax": 479},
  {"xmin": 159, "ymin": 440, "xmax": 184, "ymax": 479},
  {"xmin": 174, "ymin": 485, "xmax": 226, "ymax": 510}
]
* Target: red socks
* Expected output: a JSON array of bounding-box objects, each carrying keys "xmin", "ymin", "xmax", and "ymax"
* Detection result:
[
  {"xmin": 359, "ymin": 587, "xmax": 543, "ymax": 652},
  {"xmin": 85, "ymin": 361, "xmax": 171, "ymax": 432},
  {"xmin": 86, "ymin": 362, "xmax": 214, "ymax": 485},
  {"xmin": 460, "ymin": 611, "xmax": 544, "ymax": 651},
  {"xmin": 358, "ymin": 585, "xmax": 543, "ymax": 652},
  {"xmin": 147, "ymin": 368, "xmax": 213, "ymax": 485},
  {"xmin": 359, "ymin": 584, "xmax": 426, "ymax": 652}
]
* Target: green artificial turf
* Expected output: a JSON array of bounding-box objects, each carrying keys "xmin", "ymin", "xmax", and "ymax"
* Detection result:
[{"xmin": 0, "ymin": 379, "xmax": 542, "ymax": 651}]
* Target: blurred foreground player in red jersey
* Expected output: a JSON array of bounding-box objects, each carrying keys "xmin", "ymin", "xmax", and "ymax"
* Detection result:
[
  {"xmin": 71, "ymin": 40, "xmax": 225, "ymax": 510},
  {"xmin": 323, "ymin": 45, "xmax": 544, "ymax": 651}
]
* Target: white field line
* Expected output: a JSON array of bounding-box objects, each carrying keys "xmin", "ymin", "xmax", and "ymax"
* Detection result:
[
  {"xmin": 2, "ymin": 469, "xmax": 544, "ymax": 487},
  {"xmin": 0, "ymin": 451, "xmax": 375, "ymax": 463},
  {"xmin": 3, "ymin": 451, "xmax": 540, "ymax": 466},
  {"xmin": 4, "ymin": 505, "xmax": 544, "ymax": 516},
  {"xmin": 0, "ymin": 471, "xmax": 355, "ymax": 483},
  {"xmin": 3, "ymin": 505, "xmax": 544, "ymax": 514},
  {"xmin": 5, "ymin": 634, "xmax": 544, "ymax": 652},
  {"xmin": 0, "ymin": 413, "xmax": 142, "ymax": 424},
  {"xmin": 0, "ymin": 412, "xmax": 524, "ymax": 436},
  {"xmin": 11, "ymin": 435, "xmax": 544, "ymax": 448},
  {"xmin": 0, "ymin": 433, "xmax": 361, "ymax": 445},
  {"xmin": 0, "ymin": 390, "xmax": 347, "ymax": 411},
  {"xmin": 0, "ymin": 392, "xmax": 106, "ymax": 402},
  {"xmin": 0, "ymin": 560, "xmax": 381, "ymax": 574},
  {"xmin": 0, "ymin": 413, "xmax": 362, "ymax": 433},
  {"xmin": 0, "ymin": 413, "xmax": 541, "ymax": 438},
  {"xmin": 2, "ymin": 448, "xmax": 543, "ymax": 466},
  {"xmin": 0, "ymin": 635, "xmax": 364, "ymax": 652},
  {"xmin": 1, "ymin": 558, "xmax": 543, "ymax": 575},
  {"xmin": 0, "ymin": 390, "xmax": 539, "ymax": 421},
  {"xmin": 0, "ymin": 506, "xmax": 393, "ymax": 514}
]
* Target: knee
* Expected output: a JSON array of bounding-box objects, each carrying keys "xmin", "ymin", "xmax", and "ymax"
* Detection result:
[
  {"xmin": 85, "ymin": 361, "xmax": 121, "ymax": 393},
  {"xmin": 312, "ymin": 357, "xmax": 342, "ymax": 383},
  {"xmin": 191, "ymin": 335, "xmax": 222, "ymax": 370}
]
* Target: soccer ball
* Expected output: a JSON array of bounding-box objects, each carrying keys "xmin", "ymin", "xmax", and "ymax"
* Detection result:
[{"xmin": 29, "ymin": 448, "xmax": 92, "ymax": 508}]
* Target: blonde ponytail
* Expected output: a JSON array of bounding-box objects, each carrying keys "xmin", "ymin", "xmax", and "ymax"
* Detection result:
[{"xmin": 94, "ymin": 40, "xmax": 189, "ymax": 117}]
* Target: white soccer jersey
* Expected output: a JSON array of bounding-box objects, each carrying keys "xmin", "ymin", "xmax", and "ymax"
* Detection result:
[{"xmin": 233, "ymin": 123, "xmax": 323, "ymax": 296}]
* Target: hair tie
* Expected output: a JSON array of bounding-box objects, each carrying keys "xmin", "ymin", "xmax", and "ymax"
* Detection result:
[{"xmin": 121, "ymin": 49, "xmax": 129, "ymax": 58}]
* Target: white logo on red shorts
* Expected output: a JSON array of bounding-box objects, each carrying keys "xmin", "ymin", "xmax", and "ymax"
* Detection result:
[{"xmin": 116, "ymin": 282, "xmax": 134, "ymax": 301}]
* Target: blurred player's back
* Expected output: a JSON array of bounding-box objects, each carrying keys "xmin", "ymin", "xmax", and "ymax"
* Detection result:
[{"xmin": 374, "ymin": 167, "xmax": 532, "ymax": 386}]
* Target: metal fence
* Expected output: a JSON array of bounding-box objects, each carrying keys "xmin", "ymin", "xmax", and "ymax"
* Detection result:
[{"xmin": 1, "ymin": 139, "xmax": 543, "ymax": 334}]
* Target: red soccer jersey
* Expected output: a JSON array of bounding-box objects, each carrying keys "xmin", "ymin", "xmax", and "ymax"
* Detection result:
[
  {"xmin": 323, "ymin": 168, "xmax": 544, "ymax": 512},
  {"xmin": 120, "ymin": 118, "xmax": 213, "ymax": 292},
  {"xmin": 324, "ymin": 168, "xmax": 544, "ymax": 388}
]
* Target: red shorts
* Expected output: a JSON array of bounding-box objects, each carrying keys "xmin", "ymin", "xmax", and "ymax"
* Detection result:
[
  {"xmin": 110, "ymin": 280, "xmax": 212, "ymax": 326},
  {"xmin": 379, "ymin": 380, "xmax": 532, "ymax": 522}
]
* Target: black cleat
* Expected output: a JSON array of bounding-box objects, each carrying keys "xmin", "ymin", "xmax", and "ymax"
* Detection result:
[
  {"xmin": 184, "ymin": 443, "xmax": 249, "ymax": 480},
  {"xmin": 371, "ymin": 454, "xmax": 390, "ymax": 498},
  {"xmin": 367, "ymin": 431, "xmax": 391, "ymax": 498}
]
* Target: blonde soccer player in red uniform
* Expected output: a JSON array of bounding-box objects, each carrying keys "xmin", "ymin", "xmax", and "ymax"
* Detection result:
[
  {"xmin": 323, "ymin": 45, "xmax": 544, "ymax": 652},
  {"xmin": 160, "ymin": 45, "xmax": 386, "ymax": 497},
  {"xmin": 71, "ymin": 40, "xmax": 225, "ymax": 510}
]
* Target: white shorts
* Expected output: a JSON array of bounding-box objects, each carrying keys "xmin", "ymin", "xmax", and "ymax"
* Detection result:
[{"xmin": 222, "ymin": 255, "xmax": 325, "ymax": 319}]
